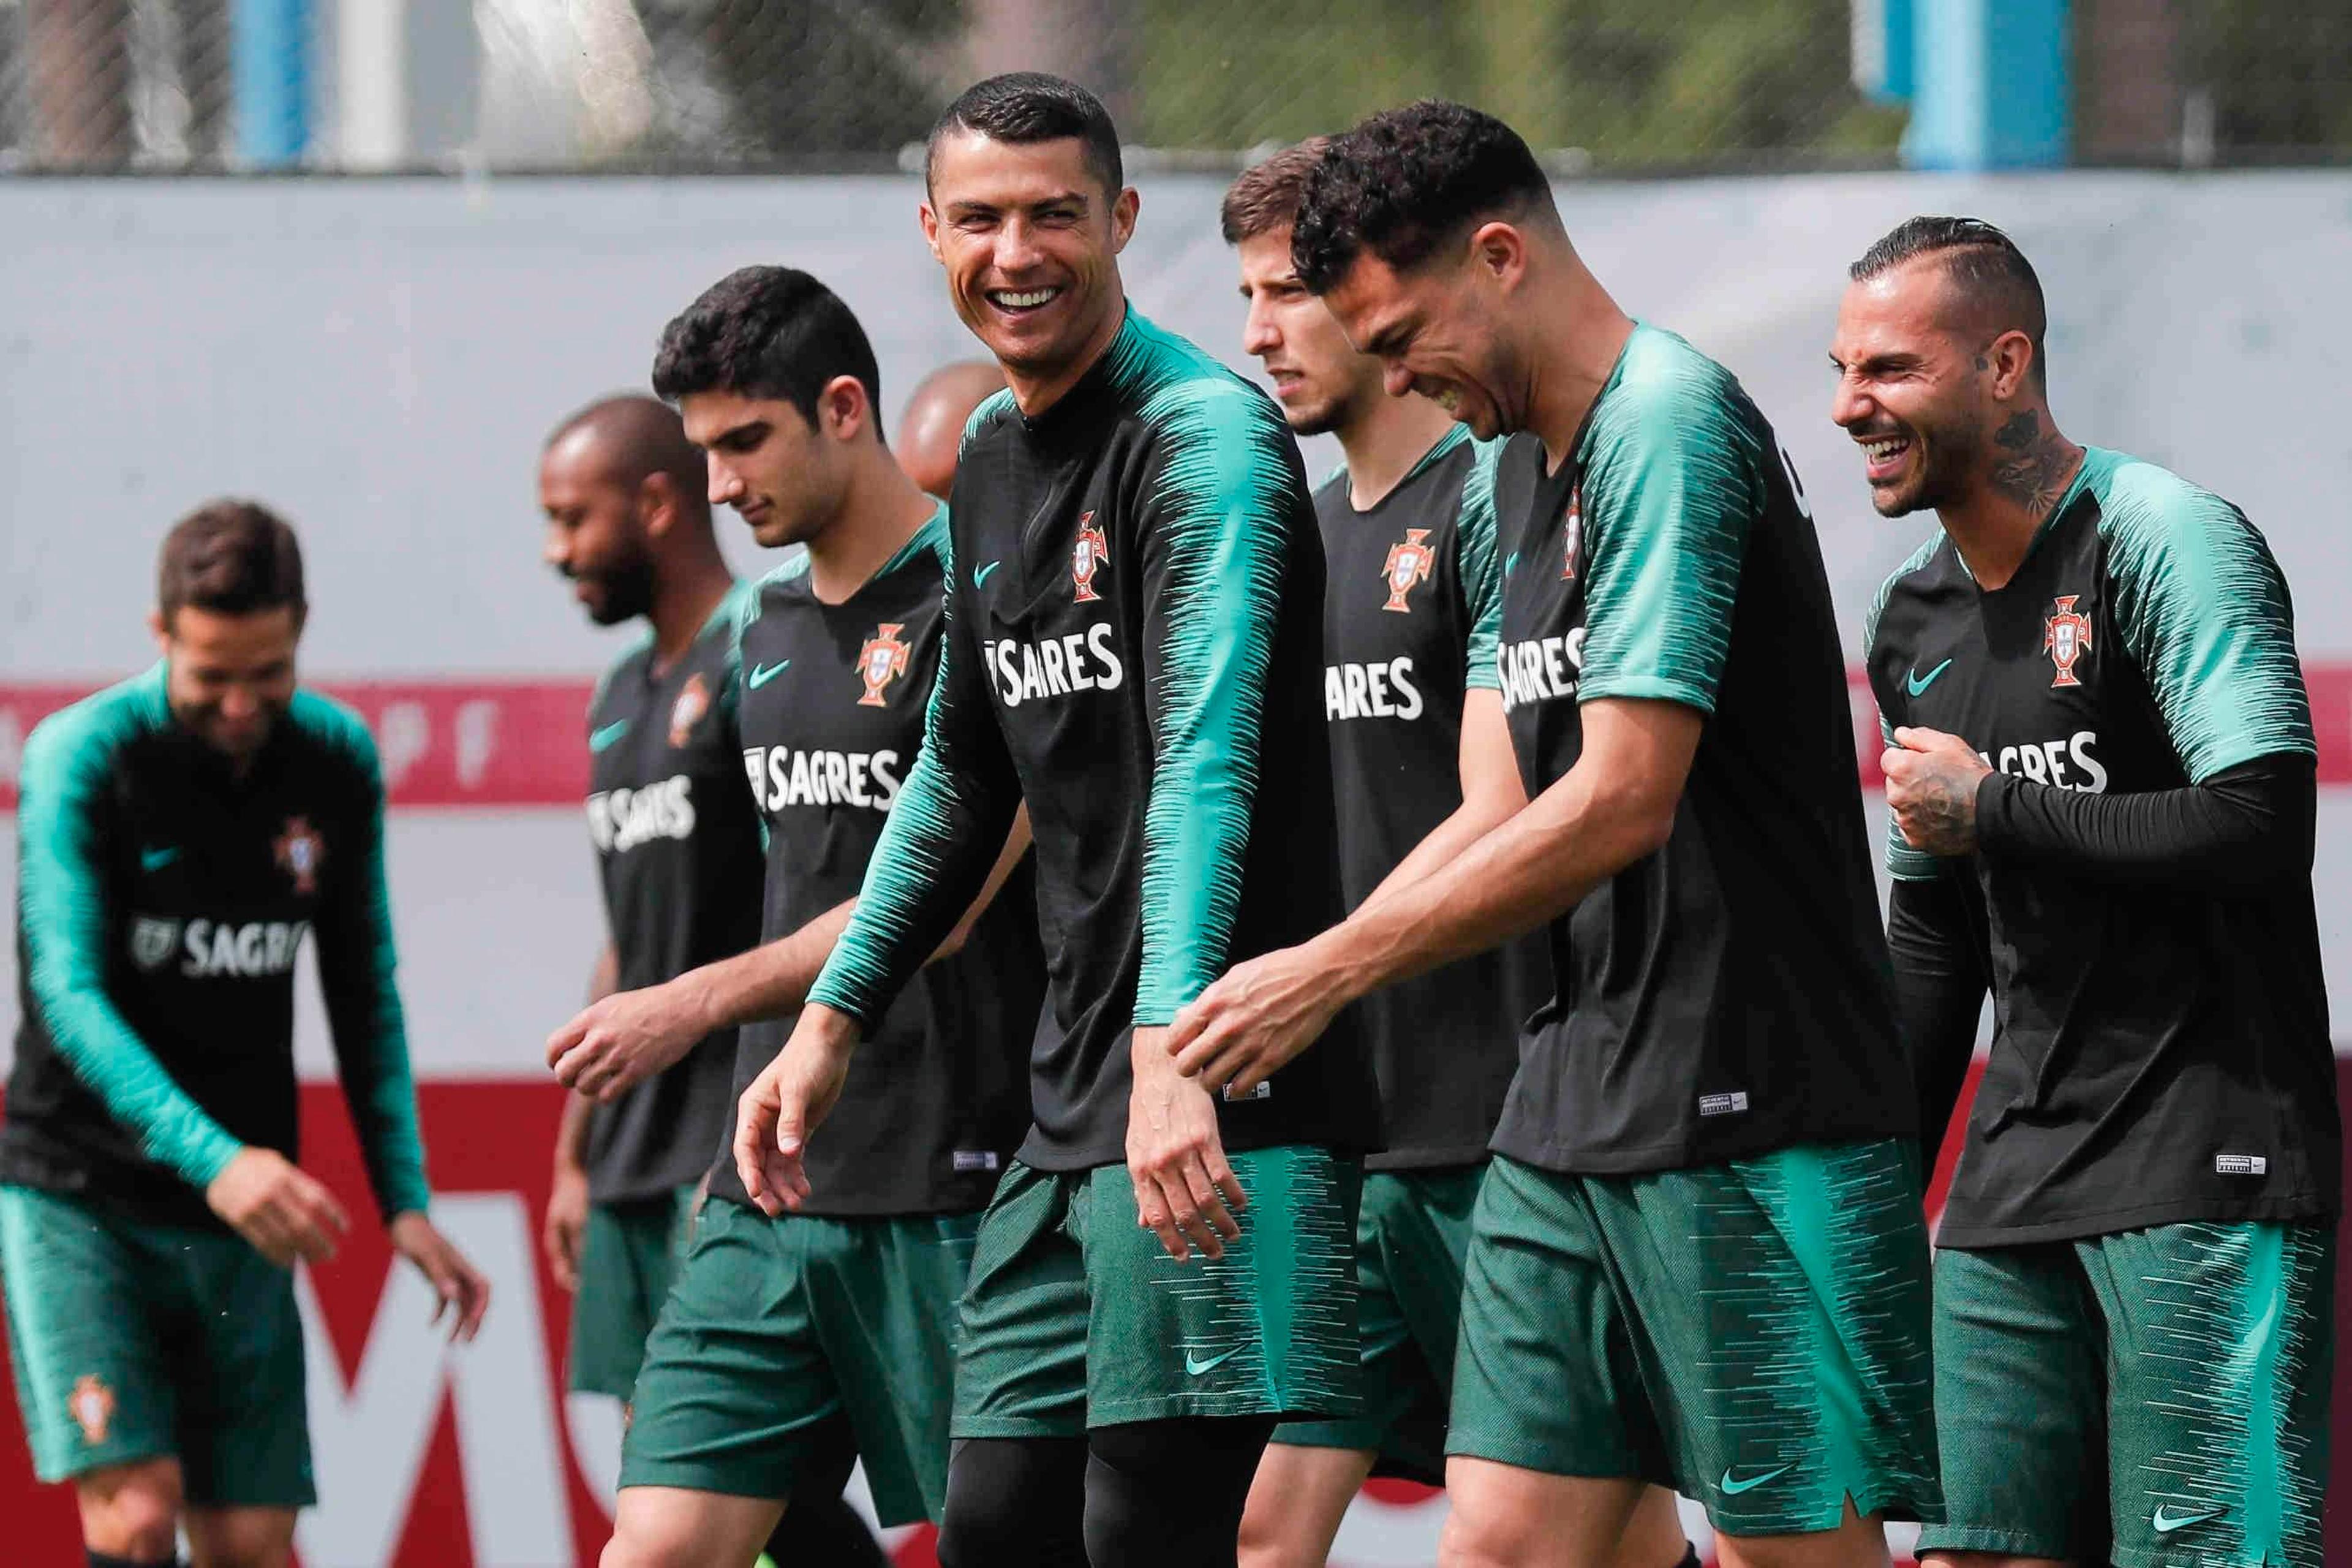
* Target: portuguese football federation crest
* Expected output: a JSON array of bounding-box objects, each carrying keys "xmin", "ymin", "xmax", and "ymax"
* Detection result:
[
  {"xmin": 1072, "ymin": 513, "xmax": 1109, "ymax": 603},
  {"xmin": 69, "ymin": 1374, "xmax": 114, "ymax": 1446},
  {"xmin": 130, "ymin": 917, "xmax": 181, "ymax": 971},
  {"xmin": 274, "ymin": 817, "xmax": 324, "ymax": 895},
  {"xmin": 2044, "ymin": 595, "xmax": 2092, "ymax": 688},
  {"xmin": 668, "ymin": 671, "xmax": 712, "ymax": 748},
  {"xmin": 858, "ymin": 624, "xmax": 911, "ymax": 707},
  {"xmin": 1381, "ymin": 529, "xmax": 1435, "ymax": 613},
  {"xmin": 1561, "ymin": 485, "xmax": 1584, "ymax": 582}
]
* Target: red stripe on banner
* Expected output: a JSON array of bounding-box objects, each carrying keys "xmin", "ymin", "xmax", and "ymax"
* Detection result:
[
  {"xmin": 0, "ymin": 680, "xmax": 595, "ymax": 810},
  {"xmin": 7, "ymin": 667, "xmax": 2352, "ymax": 811}
]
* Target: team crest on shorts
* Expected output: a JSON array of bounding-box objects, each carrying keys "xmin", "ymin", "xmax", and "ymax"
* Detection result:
[
  {"xmin": 1072, "ymin": 513, "xmax": 1109, "ymax": 603},
  {"xmin": 858, "ymin": 624, "xmax": 911, "ymax": 707},
  {"xmin": 1561, "ymin": 485, "xmax": 1584, "ymax": 582},
  {"xmin": 2045, "ymin": 595, "xmax": 2092, "ymax": 688},
  {"xmin": 274, "ymin": 818, "xmax": 325, "ymax": 895},
  {"xmin": 1381, "ymin": 529, "xmax": 1435, "ymax": 612},
  {"xmin": 68, "ymin": 1375, "xmax": 114, "ymax": 1446},
  {"xmin": 668, "ymin": 671, "xmax": 712, "ymax": 748},
  {"xmin": 129, "ymin": 916, "xmax": 182, "ymax": 971}
]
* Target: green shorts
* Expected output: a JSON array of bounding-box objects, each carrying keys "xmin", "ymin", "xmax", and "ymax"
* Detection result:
[
  {"xmin": 1269, "ymin": 1164, "xmax": 1482, "ymax": 1482},
  {"xmin": 1449, "ymin": 1142, "xmax": 1941, "ymax": 1536},
  {"xmin": 567, "ymin": 1185, "xmax": 698, "ymax": 1401},
  {"xmin": 0, "ymin": 1184, "xmax": 313, "ymax": 1504},
  {"xmin": 618, "ymin": 1196, "xmax": 977, "ymax": 1527},
  {"xmin": 952, "ymin": 1145, "xmax": 1363, "ymax": 1436},
  {"xmin": 1918, "ymin": 1219, "xmax": 2335, "ymax": 1568}
]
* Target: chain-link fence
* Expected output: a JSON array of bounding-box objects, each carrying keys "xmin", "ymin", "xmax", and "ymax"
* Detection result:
[{"xmin": 1, "ymin": 0, "xmax": 2346, "ymax": 173}]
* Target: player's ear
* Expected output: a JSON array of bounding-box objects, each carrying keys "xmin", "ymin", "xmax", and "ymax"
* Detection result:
[
  {"xmin": 919, "ymin": 202, "xmax": 945, "ymax": 266},
  {"xmin": 1109, "ymin": 187, "xmax": 1140, "ymax": 254},
  {"xmin": 147, "ymin": 608, "xmax": 170, "ymax": 656},
  {"xmin": 636, "ymin": 472, "xmax": 678, "ymax": 538},
  {"xmin": 818, "ymin": 375, "xmax": 872, "ymax": 444},
  {"xmin": 1988, "ymin": 329, "xmax": 2037, "ymax": 402},
  {"xmin": 1469, "ymin": 221, "xmax": 1526, "ymax": 290}
]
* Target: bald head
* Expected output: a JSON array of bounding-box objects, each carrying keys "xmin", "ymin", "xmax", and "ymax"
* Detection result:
[
  {"xmin": 897, "ymin": 361, "xmax": 1006, "ymax": 499},
  {"xmin": 545, "ymin": 394, "xmax": 710, "ymax": 512}
]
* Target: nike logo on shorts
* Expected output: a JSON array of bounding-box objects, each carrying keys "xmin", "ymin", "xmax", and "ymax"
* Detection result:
[
  {"xmin": 1719, "ymin": 1463, "xmax": 1793, "ymax": 1496},
  {"xmin": 1183, "ymin": 1346, "xmax": 1243, "ymax": 1377}
]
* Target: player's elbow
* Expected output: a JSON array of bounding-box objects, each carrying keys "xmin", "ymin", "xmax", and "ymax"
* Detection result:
[{"xmin": 1594, "ymin": 777, "xmax": 1681, "ymax": 866}]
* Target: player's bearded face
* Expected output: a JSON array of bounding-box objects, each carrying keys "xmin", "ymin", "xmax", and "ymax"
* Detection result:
[
  {"xmin": 1319, "ymin": 249, "xmax": 1517, "ymax": 440},
  {"xmin": 1830, "ymin": 273, "xmax": 1987, "ymax": 518},
  {"xmin": 922, "ymin": 131, "xmax": 1138, "ymax": 383},
  {"xmin": 1235, "ymin": 227, "xmax": 1382, "ymax": 437},
  {"xmin": 541, "ymin": 452, "xmax": 655, "ymax": 626},
  {"xmin": 154, "ymin": 604, "xmax": 301, "ymax": 763}
]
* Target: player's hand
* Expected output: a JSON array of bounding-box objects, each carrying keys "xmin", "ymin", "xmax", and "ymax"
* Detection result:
[
  {"xmin": 546, "ymin": 979, "xmax": 707, "ymax": 1102},
  {"xmin": 390, "ymin": 1212, "xmax": 491, "ymax": 1343},
  {"xmin": 544, "ymin": 1160, "xmax": 590, "ymax": 1293},
  {"xmin": 734, "ymin": 1005, "xmax": 860, "ymax": 1218},
  {"xmin": 1128, "ymin": 1028, "xmax": 1246, "ymax": 1263},
  {"xmin": 1884, "ymin": 726, "xmax": 1992, "ymax": 857},
  {"xmin": 1166, "ymin": 939, "xmax": 1348, "ymax": 1099},
  {"xmin": 206, "ymin": 1147, "xmax": 351, "ymax": 1268}
]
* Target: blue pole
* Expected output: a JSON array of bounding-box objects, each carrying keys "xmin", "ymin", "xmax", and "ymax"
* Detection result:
[
  {"xmin": 1900, "ymin": 0, "xmax": 2070, "ymax": 170},
  {"xmin": 233, "ymin": 0, "xmax": 311, "ymax": 168}
]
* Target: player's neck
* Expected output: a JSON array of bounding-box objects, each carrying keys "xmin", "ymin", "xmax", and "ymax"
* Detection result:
[
  {"xmin": 1937, "ymin": 408, "xmax": 2085, "ymax": 591},
  {"xmin": 804, "ymin": 453, "xmax": 939, "ymax": 607},
  {"xmin": 1336, "ymin": 393, "xmax": 1460, "ymax": 511},
  {"xmin": 1001, "ymin": 293, "xmax": 1128, "ymax": 420},
  {"xmin": 1525, "ymin": 262, "xmax": 1634, "ymax": 475},
  {"xmin": 646, "ymin": 554, "xmax": 735, "ymax": 673}
]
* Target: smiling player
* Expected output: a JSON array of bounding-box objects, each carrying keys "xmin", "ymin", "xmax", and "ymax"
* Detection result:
[{"xmin": 1841, "ymin": 216, "xmax": 2339, "ymax": 1568}]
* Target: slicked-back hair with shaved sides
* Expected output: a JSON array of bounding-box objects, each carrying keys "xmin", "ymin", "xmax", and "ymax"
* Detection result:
[
  {"xmin": 1850, "ymin": 216, "xmax": 2051, "ymax": 390},
  {"xmin": 1291, "ymin": 101, "xmax": 1551, "ymax": 295},
  {"xmin": 926, "ymin": 72, "xmax": 1123, "ymax": 201}
]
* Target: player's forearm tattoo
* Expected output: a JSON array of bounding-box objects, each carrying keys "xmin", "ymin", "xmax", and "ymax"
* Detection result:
[
  {"xmin": 1904, "ymin": 764, "xmax": 1980, "ymax": 855},
  {"xmin": 1989, "ymin": 411, "xmax": 2071, "ymax": 518}
]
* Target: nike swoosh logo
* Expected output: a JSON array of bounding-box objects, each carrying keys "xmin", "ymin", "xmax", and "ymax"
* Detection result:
[
  {"xmin": 140, "ymin": 846, "xmax": 181, "ymax": 872},
  {"xmin": 589, "ymin": 720, "xmax": 630, "ymax": 752},
  {"xmin": 1906, "ymin": 658, "xmax": 1953, "ymax": 696},
  {"xmin": 2152, "ymin": 1504, "xmax": 2224, "ymax": 1535},
  {"xmin": 1502, "ymin": 550, "xmax": 1521, "ymax": 576},
  {"xmin": 974, "ymin": 560, "xmax": 1003, "ymax": 589},
  {"xmin": 1183, "ymin": 1346, "xmax": 1243, "ymax": 1377},
  {"xmin": 748, "ymin": 660, "xmax": 791, "ymax": 689},
  {"xmin": 1719, "ymin": 1463, "xmax": 1793, "ymax": 1496}
]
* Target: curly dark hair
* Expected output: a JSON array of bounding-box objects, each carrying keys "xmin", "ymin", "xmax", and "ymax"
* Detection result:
[
  {"xmin": 651, "ymin": 265, "xmax": 883, "ymax": 434},
  {"xmin": 1850, "ymin": 216, "xmax": 2049, "ymax": 389},
  {"xmin": 1292, "ymin": 101, "xmax": 1551, "ymax": 295},
  {"xmin": 927, "ymin": 72, "xmax": 1122, "ymax": 200}
]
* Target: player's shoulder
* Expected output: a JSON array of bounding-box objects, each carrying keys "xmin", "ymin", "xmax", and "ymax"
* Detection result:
[
  {"xmin": 2081, "ymin": 445, "xmax": 2254, "ymax": 553},
  {"xmin": 1585, "ymin": 322, "xmax": 1761, "ymax": 465},
  {"xmin": 284, "ymin": 687, "xmax": 383, "ymax": 780},
  {"xmin": 23, "ymin": 665, "xmax": 172, "ymax": 787},
  {"xmin": 959, "ymin": 387, "xmax": 1021, "ymax": 461},
  {"xmin": 1112, "ymin": 308, "xmax": 1290, "ymax": 448},
  {"xmin": 1864, "ymin": 530, "xmax": 1953, "ymax": 650}
]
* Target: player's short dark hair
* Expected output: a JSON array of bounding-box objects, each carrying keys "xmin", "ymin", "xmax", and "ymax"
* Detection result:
[
  {"xmin": 651, "ymin": 266, "xmax": 884, "ymax": 435},
  {"xmin": 1851, "ymin": 216, "xmax": 2050, "ymax": 388},
  {"xmin": 926, "ymin": 72, "xmax": 1123, "ymax": 200},
  {"xmin": 1292, "ymin": 101, "xmax": 1553, "ymax": 295},
  {"xmin": 157, "ymin": 499, "xmax": 306, "ymax": 626},
  {"xmin": 1220, "ymin": 138, "xmax": 1329, "ymax": 246}
]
